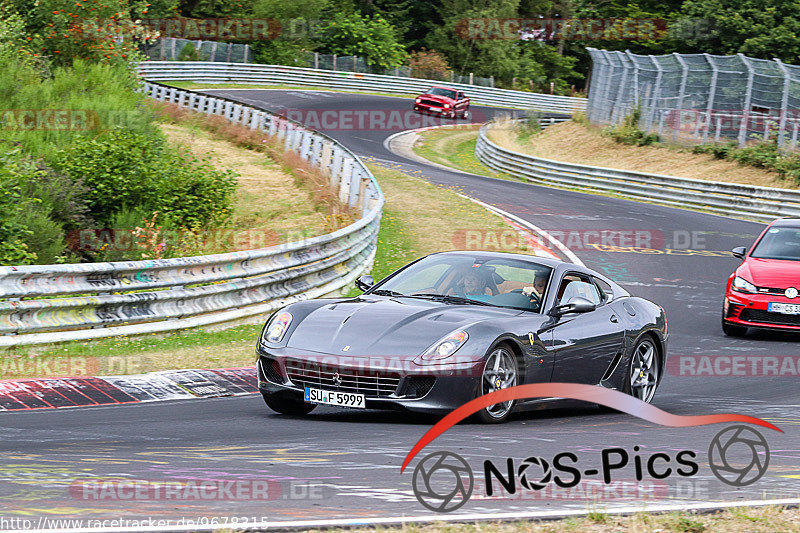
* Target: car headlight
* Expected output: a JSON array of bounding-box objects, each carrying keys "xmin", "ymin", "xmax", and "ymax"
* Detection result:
[
  {"xmin": 415, "ymin": 98, "xmax": 421, "ymax": 103},
  {"xmin": 732, "ymin": 276, "xmax": 757, "ymax": 293},
  {"xmin": 422, "ymin": 330, "xmax": 468, "ymax": 361},
  {"xmin": 264, "ymin": 311, "xmax": 292, "ymax": 343},
  {"xmin": 444, "ymin": 104, "xmax": 451, "ymax": 108}
]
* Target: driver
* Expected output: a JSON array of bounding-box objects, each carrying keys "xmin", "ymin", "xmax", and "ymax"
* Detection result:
[
  {"xmin": 460, "ymin": 271, "xmax": 493, "ymax": 301},
  {"xmin": 522, "ymin": 273, "xmax": 548, "ymax": 300}
]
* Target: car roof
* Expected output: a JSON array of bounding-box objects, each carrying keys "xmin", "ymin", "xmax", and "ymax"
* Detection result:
[
  {"xmin": 428, "ymin": 250, "xmax": 567, "ymax": 269},
  {"xmin": 429, "ymin": 85, "xmax": 458, "ymax": 91},
  {"xmin": 771, "ymin": 217, "xmax": 800, "ymax": 228}
]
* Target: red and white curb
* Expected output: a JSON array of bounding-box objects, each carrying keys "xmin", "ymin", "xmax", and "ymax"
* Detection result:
[{"xmin": 0, "ymin": 367, "xmax": 257, "ymax": 411}]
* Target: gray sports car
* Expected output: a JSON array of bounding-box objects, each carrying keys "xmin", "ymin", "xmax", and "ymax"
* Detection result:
[{"xmin": 256, "ymin": 251, "xmax": 668, "ymax": 423}]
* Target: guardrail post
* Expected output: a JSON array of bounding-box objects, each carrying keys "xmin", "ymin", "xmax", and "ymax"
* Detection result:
[
  {"xmin": 339, "ymin": 158, "xmax": 354, "ymax": 203},
  {"xmin": 299, "ymin": 131, "xmax": 312, "ymax": 159},
  {"xmin": 774, "ymin": 58, "xmax": 791, "ymax": 149},
  {"xmin": 331, "ymin": 147, "xmax": 344, "ymax": 186},
  {"xmin": 349, "ymin": 166, "xmax": 362, "ymax": 207},
  {"xmin": 320, "ymin": 141, "xmax": 333, "ymax": 176},
  {"xmin": 738, "ymin": 53, "xmax": 754, "ymax": 147},
  {"xmin": 311, "ymin": 136, "xmax": 323, "ymax": 166},
  {"xmin": 198, "ymin": 95, "xmax": 207, "ymax": 113},
  {"xmin": 249, "ymin": 110, "xmax": 262, "ymax": 130},
  {"xmin": 673, "ymin": 53, "xmax": 689, "ymax": 142},
  {"xmin": 702, "ymin": 54, "xmax": 719, "ymax": 143}
]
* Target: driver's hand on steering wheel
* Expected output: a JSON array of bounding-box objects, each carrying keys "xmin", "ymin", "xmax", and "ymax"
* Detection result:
[{"xmin": 522, "ymin": 286, "xmax": 536, "ymax": 298}]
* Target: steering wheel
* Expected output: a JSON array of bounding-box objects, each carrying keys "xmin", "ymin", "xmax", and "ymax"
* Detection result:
[{"xmin": 509, "ymin": 289, "xmax": 541, "ymax": 308}]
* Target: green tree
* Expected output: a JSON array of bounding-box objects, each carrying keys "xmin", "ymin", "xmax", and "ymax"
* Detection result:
[
  {"xmin": 680, "ymin": 0, "xmax": 800, "ymax": 61},
  {"xmin": 319, "ymin": 12, "xmax": 407, "ymax": 68}
]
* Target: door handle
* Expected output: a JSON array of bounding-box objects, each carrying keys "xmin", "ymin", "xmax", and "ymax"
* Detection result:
[{"xmin": 610, "ymin": 314, "xmax": 619, "ymax": 323}]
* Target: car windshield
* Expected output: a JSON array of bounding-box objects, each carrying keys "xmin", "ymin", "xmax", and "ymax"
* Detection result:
[
  {"xmin": 426, "ymin": 87, "xmax": 457, "ymax": 99},
  {"xmin": 751, "ymin": 226, "xmax": 800, "ymax": 261},
  {"xmin": 371, "ymin": 254, "xmax": 553, "ymax": 312}
]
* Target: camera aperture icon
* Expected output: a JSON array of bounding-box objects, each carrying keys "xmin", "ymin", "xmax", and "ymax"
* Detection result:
[
  {"xmin": 412, "ymin": 451, "xmax": 474, "ymax": 513},
  {"xmin": 708, "ymin": 425, "xmax": 770, "ymax": 487}
]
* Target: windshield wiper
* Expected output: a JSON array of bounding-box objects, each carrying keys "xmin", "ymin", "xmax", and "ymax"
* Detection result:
[
  {"xmin": 403, "ymin": 293, "xmax": 495, "ymax": 306},
  {"xmin": 370, "ymin": 289, "xmax": 406, "ymax": 297}
]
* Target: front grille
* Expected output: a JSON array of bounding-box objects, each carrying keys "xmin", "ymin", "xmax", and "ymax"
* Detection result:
[
  {"xmin": 758, "ymin": 287, "xmax": 791, "ymax": 295},
  {"xmin": 418, "ymin": 98, "xmax": 443, "ymax": 107},
  {"xmin": 740, "ymin": 309, "xmax": 800, "ymax": 326},
  {"xmin": 285, "ymin": 359, "xmax": 401, "ymax": 398}
]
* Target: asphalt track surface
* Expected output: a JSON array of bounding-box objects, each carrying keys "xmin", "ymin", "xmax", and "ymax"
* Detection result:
[{"xmin": 1, "ymin": 90, "xmax": 799, "ymax": 527}]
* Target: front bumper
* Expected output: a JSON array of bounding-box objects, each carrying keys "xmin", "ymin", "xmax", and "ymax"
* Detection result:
[
  {"xmin": 723, "ymin": 291, "xmax": 800, "ymax": 331},
  {"xmin": 413, "ymin": 104, "xmax": 453, "ymax": 117},
  {"xmin": 256, "ymin": 346, "xmax": 484, "ymax": 414}
]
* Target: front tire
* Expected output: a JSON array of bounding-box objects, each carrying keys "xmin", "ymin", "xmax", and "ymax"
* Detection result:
[
  {"xmin": 262, "ymin": 392, "xmax": 316, "ymax": 416},
  {"xmin": 722, "ymin": 318, "xmax": 747, "ymax": 337},
  {"xmin": 623, "ymin": 337, "xmax": 661, "ymax": 404},
  {"xmin": 474, "ymin": 344, "xmax": 519, "ymax": 423},
  {"xmin": 461, "ymin": 109, "xmax": 470, "ymax": 120}
]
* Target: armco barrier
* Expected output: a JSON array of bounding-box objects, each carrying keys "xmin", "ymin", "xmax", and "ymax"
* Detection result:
[
  {"xmin": 476, "ymin": 123, "xmax": 800, "ymax": 221},
  {"xmin": 0, "ymin": 81, "xmax": 383, "ymax": 346},
  {"xmin": 136, "ymin": 61, "xmax": 586, "ymax": 114}
]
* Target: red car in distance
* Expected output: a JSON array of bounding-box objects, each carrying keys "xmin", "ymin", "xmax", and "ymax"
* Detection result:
[
  {"xmin": 413, "ymin": 86, "xmax": 470, "ymax": 119},
  {"xmin": 723, "ymin": 217, "xmax": 800, "ymax": 336}
]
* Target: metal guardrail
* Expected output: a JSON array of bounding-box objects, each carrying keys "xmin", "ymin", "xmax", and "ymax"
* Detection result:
[
  {"xmin": 0, "ymin": 81, "xmax": 383, "ymax": 346},
  {"xmin": 137, "ymin": 61, "xmax": 586, "ymax": 114},
  {"xmin": 476, "ymin": 123, "xmax": 800, "ymax": 221}
]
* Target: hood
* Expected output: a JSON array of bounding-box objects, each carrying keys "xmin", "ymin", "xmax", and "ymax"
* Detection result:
[
  {"xmin": 739, "ymin": 258, "xmax": 800, "ymax": 288},
  {"xmin": 286, "ymin": 296, "xmax": 519, "ymax": 357},
  {"xmin": 419, "ymin": 94, "xmax": 455, "ymax": 104}
]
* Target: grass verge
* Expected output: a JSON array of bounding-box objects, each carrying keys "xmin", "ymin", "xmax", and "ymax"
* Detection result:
[
  {"xmin": 301, "ymin": 506, "xmax": 799, "ymax": 533},
  {"xmin": 2, "ymin": 162, "xmax": 528, "ymax": 376},
  {"xmin": 411, "ymin": 126, "xmax": 521, "ymax": 181}
]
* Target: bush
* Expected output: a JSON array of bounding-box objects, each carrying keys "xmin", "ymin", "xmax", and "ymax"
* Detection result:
[
  {"xmin": 52, "ymin": 128, "xmax": 237, "ymax": 229},
  {"xmin": 0, "ymin": 152, "xmax": 39, "ymax": 265},
  {"xmin": 602, "ymin": 106, "xmax": 660, "ymax": 146},
  {"xmin": 178, "ymin": 43, "xmax": 202, "ymax": 61},
  {"xmin": 692, "ymin": 138, "xmax": 800, "ymax": 185},
  {"xmin": 407, "ymin": 49, "xmax": 451, "ymax": 81}
]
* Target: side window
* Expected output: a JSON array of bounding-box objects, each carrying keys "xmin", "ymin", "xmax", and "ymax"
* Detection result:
[
  {"xmin": 593, "ymin": 277, "xmax": 614, "ymax": 303},
  {"xmin": 557, "ymin": 274, "xmax": 602, "ymax": 305},
  {"xmin": 457, "ymin": 92, "xmax": 464, "ymax": 100}
]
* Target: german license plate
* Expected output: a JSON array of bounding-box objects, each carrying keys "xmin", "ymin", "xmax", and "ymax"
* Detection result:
[
  {"xmin": 304, "ymin": 387, "xmax": 365, "ymax": 408},
  {"xmin": 769, "ymin": 302, "xmax": 800, "ymax": 314}
]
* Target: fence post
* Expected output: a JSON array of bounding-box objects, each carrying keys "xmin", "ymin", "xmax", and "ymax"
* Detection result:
[
  {"xmin": 774, "ymin": 58, "xmax": 791, "ymax": 149},
  {"xmin": 738, "ymin": 53, "xmax": 754, "ymax": 147},
  {"xmin": 469, "ymin": 72, "xmax": 474, "ymax": 85},
  {"xmin": 600, "ymin": 51, "xmax": 617, "ymax": 124},
  {"xmin": 702, "ymin": 54, "xmax": 719, "ymax": 143},
  {"xmin": 610, "ymin": 51, "xmax": 630, "ymax": 125},
  {"xmin": 314, "ymin": 52, "xmax": 319, "ymax": 69},
  {"xmin": 645, "ymin": 56, "xmax": 663, "ymax": 133},
  {"xmin": 333, "ymin": 54, "xmax": 337, "ymax": 70},
  {"xmin": 673, "ymin": 53, "xmax": 689, "ymax": 142}
]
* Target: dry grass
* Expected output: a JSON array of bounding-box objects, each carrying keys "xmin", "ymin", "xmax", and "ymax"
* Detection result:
[
  {"xmin": 152, "ymin": 101, "xmax": 354, "ymax": 238},
  {"xmin": 487, "ymin": 118, "xmax": 797, "ymax": 189},
  {"xmin": 305, "ymin": 506, "xmax": 800, "ymax": 533}
]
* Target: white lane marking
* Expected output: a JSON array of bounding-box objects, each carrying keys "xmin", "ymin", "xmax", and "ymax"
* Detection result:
[
  {"xmin": 10, "ymin": 497, "xmax": 800, "ymax": 532},
  {"xmin": 457, "ymin": 194, "xmax": 584, "ymax": 266}
]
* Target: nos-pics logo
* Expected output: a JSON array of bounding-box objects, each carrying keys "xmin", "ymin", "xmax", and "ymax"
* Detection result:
[{"xmin": 412, "ymin": 424, "xmax": 771, "ymax": 513}]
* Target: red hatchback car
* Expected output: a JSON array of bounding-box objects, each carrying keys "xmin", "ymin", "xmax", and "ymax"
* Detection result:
[
  {"xmin": 723, "ymin": 217, "xmax": 800, "ymax": 335},
  {"xmin": 413, "ymin": 86, "xmax": 470, "ymax": 119}
]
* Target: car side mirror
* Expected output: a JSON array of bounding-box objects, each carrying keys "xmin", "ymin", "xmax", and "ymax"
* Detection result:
[
  {"xmin": 732, "ymin": 246, "xmax": 747, "ymax": 260},
  {"xmin": 549, "ymin": 297, "xmax": 596, "ymax": 317},
  {"xmin": 355, "ymin": 275, "xmax": 374, "ymax": 292}
]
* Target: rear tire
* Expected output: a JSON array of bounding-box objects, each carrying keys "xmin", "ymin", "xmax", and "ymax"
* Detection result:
[
  {"xmin": 262, "ymin": 392, "xmax": 316, "ymax": 416},
  {"xmin": 722, "ymin": 318, "xmax": 747, "ymax": 337}
]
